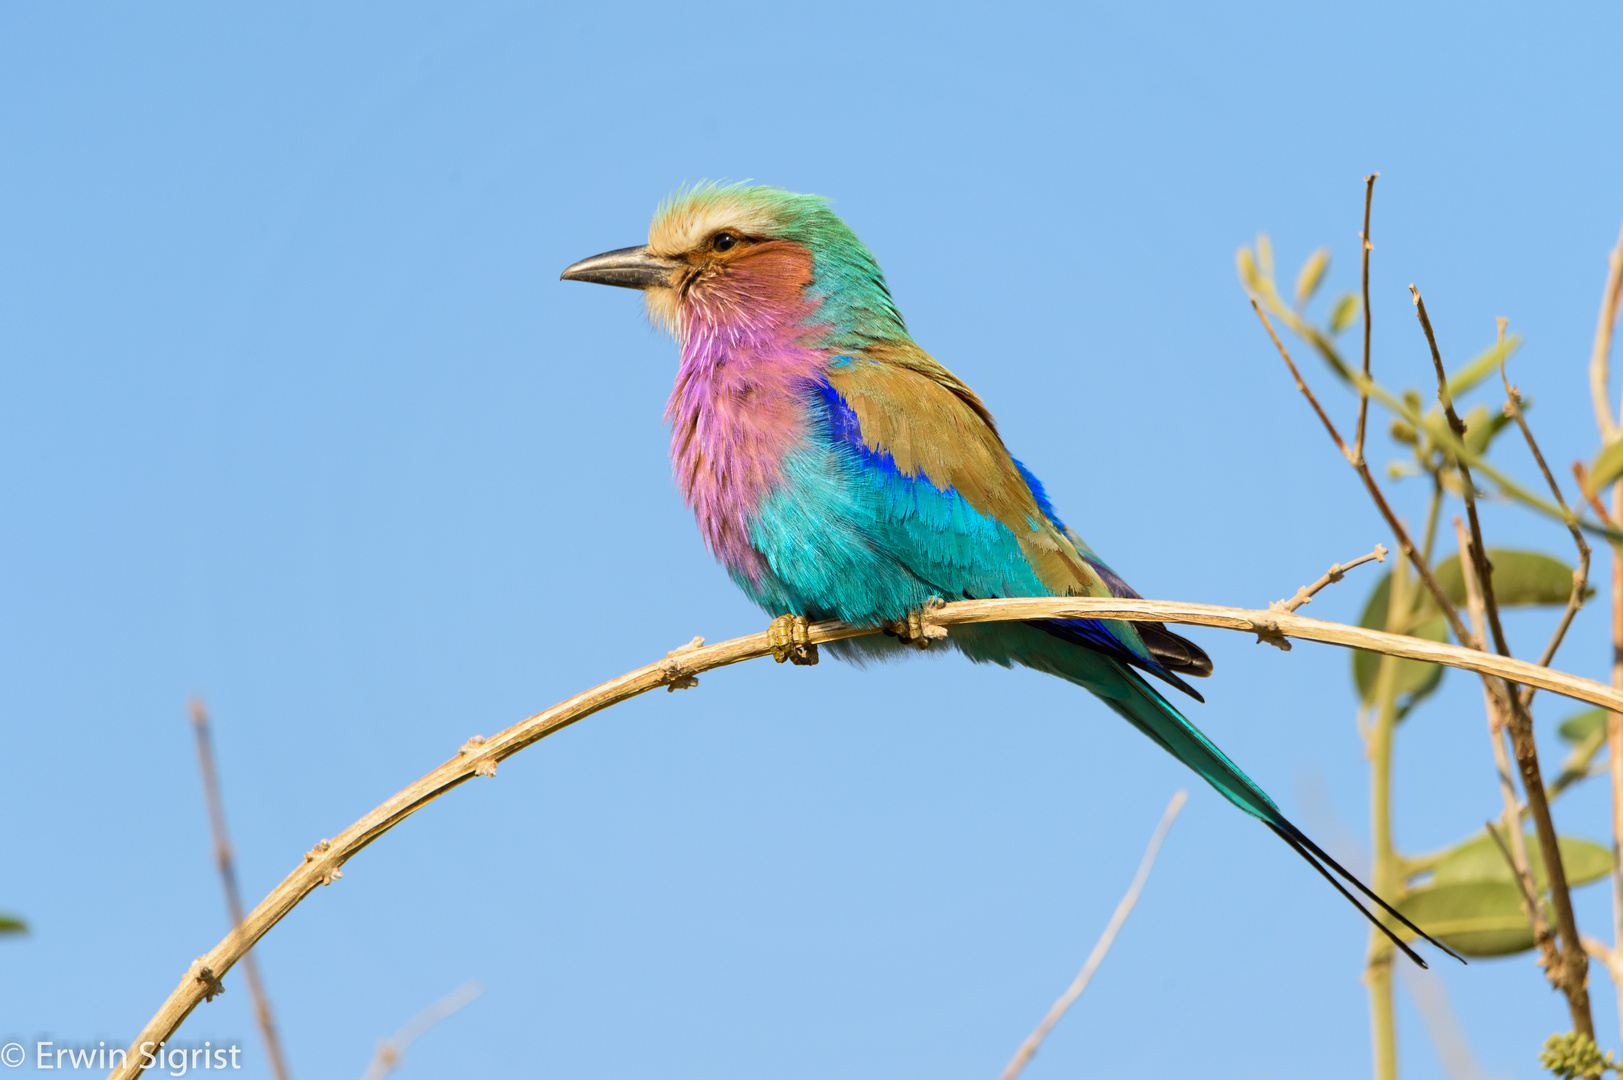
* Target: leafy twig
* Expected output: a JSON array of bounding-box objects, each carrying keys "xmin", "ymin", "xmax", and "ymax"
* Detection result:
[
  {"xmin": 996, "ymin": 791, "xmax": 1186, "ymax": 1080},
  {"xmin": 1251, "ymin": 300, "xmax": 1478, "ymax": 651},
  {"xmin": 1414, "ymin": 286, "xmax": 1510, "ymax": 660}
]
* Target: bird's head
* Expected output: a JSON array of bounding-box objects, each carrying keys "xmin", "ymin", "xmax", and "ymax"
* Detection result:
[{"xmin": 561, "ymin": 183, "xmax": 906, "ymax": 348}]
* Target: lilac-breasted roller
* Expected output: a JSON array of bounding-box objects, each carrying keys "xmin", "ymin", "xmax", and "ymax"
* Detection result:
[{"xmin": 562, "ymin": 183, "xmax": 1451, "ymax": 966}]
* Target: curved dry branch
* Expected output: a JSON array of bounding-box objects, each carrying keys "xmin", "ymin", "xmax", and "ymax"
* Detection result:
[{"xmin": 108, "ymin": 596, "xmax": 1623, "ymax": 1079}]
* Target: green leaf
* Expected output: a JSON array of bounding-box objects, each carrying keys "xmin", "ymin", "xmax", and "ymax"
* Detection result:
[
  {"xmin": 1461, "ymin": 403, "xmax": 1516, "ymax": 457},
  {"xmin": 1445, "ymin": 334, "xmax": 1522, "ymax": 398},
  {"xmin": 1352, "ymin": 571, "xmax": 1449, "ymax": 706},
  {"xmin": 1294, "ymin": 248, "xmax": 1330, "ymax": 307},
  {"xmin": 1430, "ymin": 550, "xmax": 1580, "ymax": 609},
  {"xmin": 1591, "ymin": 438, "xmax": 1623, "ymax": 491},
  {"xmin": 1256, "ymin": 233, "xmax": 1274, "ymax": 282},
  {"xmin": 1394, "ymin": 880, "xmax": 1541, "ymax": 957},
  {"xmin": 1328, "ymin": 293, "xmax": 1360, "ymax": 335},
  {"xmin": 1560, "ymin": 708, "xmax": 1608, "ymax": 745},
  {"xmin": 0, "ymin": 913, "xmax": 26, "ymax": 936},
  {"xmin": 1431, "ymin": 829, "xmax": 1612, "ymax": 890}
]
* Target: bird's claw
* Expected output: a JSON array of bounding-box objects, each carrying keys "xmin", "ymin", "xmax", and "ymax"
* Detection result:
[
  {"xmin": 883, "ymin": 602, "xmax": 949, "ymax": 649},
  {"xmin": 768, "ymin": 614, "xmax": 818, "ymax": 666}
]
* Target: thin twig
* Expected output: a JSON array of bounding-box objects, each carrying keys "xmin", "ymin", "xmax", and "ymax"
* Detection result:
[
  {"xmin": 1414, "ymin": 287, "xmax": 1511, "ymax": 661},
  {"xmin": 1252, "ymin": 298, "xmax": 1352, "ymax": 462},
  {"xmin": 997, "ymin": 791, "xmax": 1187, "ymax": 1080},
  {"xmin": 1497, "ymin": 337, "xmax": 1591, "ymax": 702},
  {"xmin": 1414, "ymin": 286, "xmax": 1593, "ymax": 1036},
  {"xmin": 359, "ymin": 981, "xmax": 482, "ymax": 1080},
  {"xmin": 110, "ymin": 597, "xmax": 1623, "ymax": 1078},
  {"xmin": 1485, "ymin": 819, "xmax": 1553, "ymax": 958},
  {"xmin": 1354, "ymin": 173, "xmax": 1378, "ymax": 463},
  {"xmin": 1591, "ymin": 220, "xmax": 1623, "ymax": 442},
  {"xmin": 1271, "ymin": 544, "xmax": 1388, "ymax": 614},
  {"xmin": 190, "ymin": 699, "xmax": 292, "ymax": 1080},
  {"xmin": 1252, "ymin": 300, "xmax": 1478, "ymax": 650},
  {"xmin": 1346, "ymin": 363, "xmax": 1616, "ymax": 541},
  {"xmin": 1456, "ymin": 521, "xmax": 1554, "ymax": 969}
]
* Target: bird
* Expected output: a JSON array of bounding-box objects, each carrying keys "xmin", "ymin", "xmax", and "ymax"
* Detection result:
[{"xmin": 561, "ymin": 182, "xmax": 1453, "ymax": 967}]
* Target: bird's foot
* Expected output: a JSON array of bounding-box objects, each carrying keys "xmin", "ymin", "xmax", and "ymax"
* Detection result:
[
  {"xmin": 767, "ymin": 614, "xmax": 818, "ymax": 666},
  {"xmin": 882, "ymin": 600, "xmax": 950, "ymax": 649}
]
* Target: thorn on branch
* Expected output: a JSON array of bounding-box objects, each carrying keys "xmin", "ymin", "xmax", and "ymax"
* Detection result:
[
  {"xmin": 1251, "ymin": 617, "xmax": 1292, "ymax": 651},
  {"xmin": 660, "ymin": 636, "xmax": 705, "ymax": 691},
  {"xmin": 191, "ymin": 961, "xmax": 226, "ymax": 1003},
  {"xmin": 303, "ymin": 839, "xmax": 343, "ymax": 884},
  {"xmin": 458, "ymin": 735, "xmax": 499, "ymax": 776}
]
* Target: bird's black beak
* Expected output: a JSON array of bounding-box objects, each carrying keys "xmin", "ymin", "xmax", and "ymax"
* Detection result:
[{"xmin": 559, "ymin": 245, "xmax": 680, "ymax": 290}]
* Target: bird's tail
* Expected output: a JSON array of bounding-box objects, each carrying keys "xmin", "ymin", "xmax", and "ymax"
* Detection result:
[{"xmin": 1096, "ymin": 666, "xmax": 1460, "ymax": 968}]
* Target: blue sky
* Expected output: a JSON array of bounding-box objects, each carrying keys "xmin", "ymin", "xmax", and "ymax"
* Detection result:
[{"xmin": 3, "ymin": 3, "xmax": 1622, "ymax": 1077}]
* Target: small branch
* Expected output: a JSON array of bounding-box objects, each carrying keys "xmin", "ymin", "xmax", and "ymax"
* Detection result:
[
  {"xmin": 1414, "ymin": 286, "xmax": 1511, "ymax": 661},
  {"xmin": 1271, "ymin": 544, "xmax": 1387, "ymax": 614},
  {"xmin": 1458, "ymin": 518, "xmax": 1554, "ymax": 970},
  {"xmin": 1485, "ymin": 819, "xmax": 1555, "ymax": 965},
  {"xmin": 1354, "ymin": 173, "xmax": 1378, "ymax": 463},
  {"xmin": 111, "ymin": 598, "xmax": 1623, "ymax": 1078},
  {"xmin": 1592, "ymin": 219, "xmax": 1623, "ymax": 442},
  {"xmin": 1252, "ymin": 298, "xmax": 1352, "ymax": 462},
  {"xmin": 1252, "ymin": 300, "xmax": 1478, "ymax": 650},
  {"xmin": 1497, "ymin": 340, "xmax": 1591, "ymax": 702},
  {"xmin": 359, "ymin": 981, "xmax": 482, "ymax": 1080},
  {"xmin": 997, "ymin": 790, "xmax": 1186, "ymax": 1080},
  {"xmin": 1349, "ymin": 366, "xmax": 1613, "ymax": 540},
  {"xmin": 1415, "ymin": 286, "xmax": 1592, "ymax": 1035},
  {"xmin": 190, "ymin": 699, "xmax": 292, "ymax": 1080}
]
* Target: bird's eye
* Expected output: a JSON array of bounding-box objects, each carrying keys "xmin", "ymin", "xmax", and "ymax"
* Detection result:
[{"xmin": 711, "ymin": 232, "xmax": 739, "ymax": 252}]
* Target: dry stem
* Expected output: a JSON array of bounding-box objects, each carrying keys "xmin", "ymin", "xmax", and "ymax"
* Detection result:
[
  {"xmin": 1272, "ymin": 544, "xmax": 1387, "ymax": 614},
  {"xmin": 110, "ymin": 597, "xmax": 1623, "ymax": 1079},
  {"xmin": 190, "ymin": 699, "xmax": 291, "ymax": 1080},
  {"xmin": 1590, "ymin": 220, "xmax": 1623, "ymax": 442},
  {"xmin": 1414, "ymin": 285, "xmax": 1592, "ymax": 1035},
  {"xmin": 1498, "ymin": 343, "xmax": 1591, "ymax": 699},
  {"xmin": 997, "ymin": 790, "xmax": 1186, "ymax": 1080},
  {"xmin": 359, "ymin": 981, "xmax": 482, "ymax": 1080},
  {"xmin": 1455, "ymin": 522, "xmax": 1554, "ymax": 968}
]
